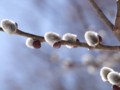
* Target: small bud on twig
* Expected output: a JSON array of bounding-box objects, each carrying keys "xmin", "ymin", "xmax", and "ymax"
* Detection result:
[
  {"xmin": 0, "ymin": 19, "xmax": 18, "ymax": 34},
  {"xmin": 53, "ymin": 41, "xmax": 61, "ymax": 48},
  {"xmin": 44, "ymin": 32, "xmax": 61, "ymax": 48},
  {"xmin": 100, "ymin": 67, "xmax": 113, "ymax": 82},
  {"xmin": 62, "ymin": 33, "xmax": 79, "ymax": 48},
  {"xmin": 84, "ymin": 31, "xmax": 102, "ymax": 47},
  {"xmin": 113, "ymin": 85, "xmax": 120, "ymax": 90},
  {"xmin": 26, "ymin": 38, "xmax": 41, "ymax": 49},
  {"xmin": 107, "ymin": 71, "xmax": 120, "ymax": 86}
]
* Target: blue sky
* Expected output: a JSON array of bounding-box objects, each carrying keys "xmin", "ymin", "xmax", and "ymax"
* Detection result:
[{"xmin": 0, "ymin": 0, "xmax": 118, "ymax": 90}]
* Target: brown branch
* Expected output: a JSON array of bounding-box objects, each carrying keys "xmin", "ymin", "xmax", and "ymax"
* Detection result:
[
  {"xmin": 89, "ymin": 0, "xmax": 114, "ymax": 30},
  {"xmin": 113, "ymin": 0, "xmax": 120, "ymax": 41},
  {"xmin": 60, "ymin": 40, "xmax": 120, "ymax": 51},
  {"xmin": 0, "ymin": 28, "xmax": 120, "ymax": 51},
  {"xmin": 0, "ymin": 27, "xmax": 45, "ymax": 42},
  {"xmin": 16, "ymin": 29, "xmax": 45, "ymax": 42}
]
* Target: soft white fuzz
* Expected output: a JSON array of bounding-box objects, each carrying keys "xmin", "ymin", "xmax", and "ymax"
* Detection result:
[
  {"xmin": 100, "ymin": 67, "xmax": 113, "ymax": 82},
  {"xmin": 0, "ymin": 19, "xmax": 18, "ymax": 34},
  {"xmin": 84, "ymin": 31, "xmax": 100, "ymax": 47},
  {"xmin": 116, "ymin": 0, "xmax": 119, "ymax": 2},
  {"xmin": 107, "ymin": 71, "xmax": 120, "ymax": 86},
  {"xmin": 62, "ymin": 33, "xmax": 78, "ymax": 48},
  {"xmin": 44, "ymin": 32, "xmax": 61, "ymax": 47},
  {"xmin": 26, "ymin": 38, "xmax": 34, "ymax": 49}
]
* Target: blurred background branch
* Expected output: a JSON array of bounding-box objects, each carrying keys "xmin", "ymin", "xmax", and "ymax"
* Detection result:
[
  {"xmin": 89, "ymin": 0, "xmax": 114, "ymax": 30},
  {"xmin": 114, "ymin": 0, "xmax": 120, "ymax": 41}
]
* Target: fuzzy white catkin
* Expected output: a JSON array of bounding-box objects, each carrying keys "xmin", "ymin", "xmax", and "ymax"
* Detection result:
[
  {"xmin": 62, "ymin": 33, "xmax": 77, "ymax": 48},
  {"xmin": 44, "ymin": 32, "xmax": 61, "ymax": 46},
  {"xmin": 26, "ymin": 38, "xmax": 34, "ymax": 49},
  {"xmin": 0, "ymin": 19, "xmax": 18, "ymax": 34},
  {"xmin": 107, "ymin": 71, "xmax": 120, "ymax": 86},
  {"xmin": 84, "ymin": 31, "xmax": 99, "ymax": 47},
  {"xmin": 100, "ymin": 67, "xmax": 113, "ymax": 82}
]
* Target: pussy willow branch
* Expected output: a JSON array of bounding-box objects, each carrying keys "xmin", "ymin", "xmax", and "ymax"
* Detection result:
[
  {"xmin": 0, "ymin": 28, "xmax": 120, "ymax": 51},
  {"xmin": 89, "ymin": 0, "xmax": 114, "ymax": 30}
]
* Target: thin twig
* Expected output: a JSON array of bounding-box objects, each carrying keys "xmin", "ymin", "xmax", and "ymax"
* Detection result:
[
  {"xmin": 16, "ymin": 29, "xmax": 45, "ymax": 42},
  {"xmin": 0, "ymin": 28, "xmax": 45, "ymax": 42},
  {"xmin": 60, "ymin": 40, "xmax": 120, "ymax": 51},
  {"xmin": 114, "ymin": 0, "xmax": 120, "ymax": 41},
  {"xmin": 89, "ymin": 0, "xmax": 114, "ymax": 30},
  {"xmin": 0, "ymin": 28, "xmax": 120, "ymax": 51}
]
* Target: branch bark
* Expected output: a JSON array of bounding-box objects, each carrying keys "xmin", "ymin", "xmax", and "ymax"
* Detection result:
[
  {"xmin": 1, "ymin": 28, "xmax": 120, "ymax": 51},
  {"xmin": 60, "ymin": 40, "xmax": 120, "ymax": 51},
  {"xmin": 16, "ymin": 29, "xmax": 45, "ymax": 42}
]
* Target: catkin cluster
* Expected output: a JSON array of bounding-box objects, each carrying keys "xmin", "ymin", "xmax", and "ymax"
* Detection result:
[
  {"xmin": 0, "ymin": 19, "xmax": 103, "ymax": 49},
  {"xmin": 100, "ymin": 67, "xmax": 120, "ymax": 87}
]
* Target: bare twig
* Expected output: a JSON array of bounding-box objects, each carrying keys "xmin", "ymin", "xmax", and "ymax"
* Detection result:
[
  {"xmin": 60, "ymin": 40, "xmax": 120, "ymax": 51},
  {"xmin": 114, "ymin": 0, "xmax": 120, "ymax": 41},
  {"xmin": 89, "ymin": 0, "xmax": 114, "ymax": 30},
  {"xmin": 16, "ymin": 29, "xmax": 45, "ymax": 42},
  {"xmin": 0, "ymin": 28, "xmax": 120, "ymax": 51}
]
